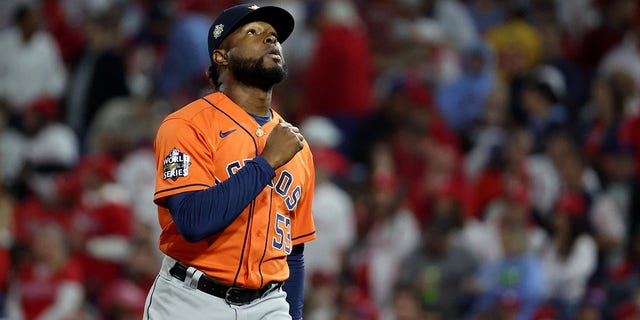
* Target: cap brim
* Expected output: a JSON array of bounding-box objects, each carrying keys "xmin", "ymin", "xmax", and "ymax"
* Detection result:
[{"xmin": 236, "ymin": 6, "xmax": 295, "ymax": 44}]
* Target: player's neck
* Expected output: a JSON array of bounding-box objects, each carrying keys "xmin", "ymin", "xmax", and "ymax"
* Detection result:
[{"xmin": 222, "ymin": 83, "xmax": 273, "ymax": 117}]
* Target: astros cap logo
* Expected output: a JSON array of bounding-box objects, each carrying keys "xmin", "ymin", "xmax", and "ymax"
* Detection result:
[{"xmin": 213, "ymin": 24, "xmax": 224, "ymax": 39}]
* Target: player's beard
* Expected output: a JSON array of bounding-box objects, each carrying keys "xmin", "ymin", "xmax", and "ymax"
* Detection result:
[{"xmin": 230, "ymin": 55, "xmax": 287, "ymax": 91}]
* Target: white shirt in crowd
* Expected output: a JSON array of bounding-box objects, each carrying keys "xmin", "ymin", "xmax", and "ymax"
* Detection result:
[
  {"xmin": 540, "ymin": 234, "xmax": 598, "ymax": 303},
  {"xmin": 0, "ymin": 127, "xmax": 25, "ymax": 184},
  {"xmin": 599, "ymin": 32, "xmax": 640, "ymax": 116},
  {"xmin": 365, "ymin": 208, "xmax": 420, "ymax": 308},
  {"xmin": 304, "ymin": 181, "xmax": 356, "ymax": 281},
  {"xmin": 24, "ymin": 123, "xmax": 78, "ymax": 168},
  {"xmin": 0, "ymin": 27, "xmax": 67, "ymax": 111},
  {"xmin": 455, "ymin": 200, "xmax": 547, "ymax": 265}
]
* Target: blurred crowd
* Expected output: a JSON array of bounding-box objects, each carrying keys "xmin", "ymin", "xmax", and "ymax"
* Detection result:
[{"xmin": 1, "ymin": 0, "xmax": 640, "ymax": 319}]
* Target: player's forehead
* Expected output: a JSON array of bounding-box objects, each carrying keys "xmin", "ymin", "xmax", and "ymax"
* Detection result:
[{"xmin": 221, "ymin": 21, "xmax": 278, "ymax": 50}]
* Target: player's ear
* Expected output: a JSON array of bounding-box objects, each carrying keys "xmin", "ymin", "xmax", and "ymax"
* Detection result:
[{"xmin": 212, "ymin": 49, "xmax": 228, "ymax": 66}]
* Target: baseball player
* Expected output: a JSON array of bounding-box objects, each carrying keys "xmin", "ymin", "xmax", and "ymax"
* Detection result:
[{"xmin": 143, "ymin": 4, "xmax": 315, "ymax": 320}]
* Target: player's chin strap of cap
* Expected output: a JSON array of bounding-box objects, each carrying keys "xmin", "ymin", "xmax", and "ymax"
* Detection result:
[{"xmin": 183, "ymin": 266, "xmax": 204, "ymax": 290}]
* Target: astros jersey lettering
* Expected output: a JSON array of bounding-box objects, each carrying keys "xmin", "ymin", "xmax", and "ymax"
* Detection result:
[{"xmin": 153, "ymin": 92, "xmax": 316, "ymax": 289}]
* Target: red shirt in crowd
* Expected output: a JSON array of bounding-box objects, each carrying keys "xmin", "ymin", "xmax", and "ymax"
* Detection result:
[
  {"xmin": 18, "ymin": 258, "xmax": 84, "ymax": 320},
  {"xmin": 12, "ymin": 197, "xmax": 75, "ymax": 244},
  {"xmin": 72, "ymin": 202, "xmax": 133, "ymax": 298},
  {"xmin": 302, "ymin": 24, "xmax": 373, "ymax": 118}
]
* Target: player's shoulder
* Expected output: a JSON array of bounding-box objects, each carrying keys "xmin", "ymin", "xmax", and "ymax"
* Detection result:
[
  {"xmin": 165, "ymin": 93, "xmax": 213, "ymax": 118},
  {"xmin": 160, "ymin": 92, "xmax": 228, "ymax": 124}
]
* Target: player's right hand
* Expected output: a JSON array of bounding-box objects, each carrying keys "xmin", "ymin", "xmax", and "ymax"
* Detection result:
[{"xmin": 261, "ymin": 119, "xmax": 304, "ymax": 169}]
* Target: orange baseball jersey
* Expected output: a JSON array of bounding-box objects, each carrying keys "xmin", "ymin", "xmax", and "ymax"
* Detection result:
[{"xmin": 153, "ymin": 92, "xmax": 316, "ymax": 289}]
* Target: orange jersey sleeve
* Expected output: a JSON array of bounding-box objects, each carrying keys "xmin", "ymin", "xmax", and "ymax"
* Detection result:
[{"xmin": 154, "ymin": 104, "xmax": 216, "ymax": 207}]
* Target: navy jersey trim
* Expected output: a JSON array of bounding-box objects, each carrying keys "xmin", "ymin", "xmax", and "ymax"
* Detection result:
[
  {"xmin": 154, "ymin": 183, "xmax": 211, "ymax": 196},
  {"xmin": 292, "ymin": 231, "xmax": 316, "ymax": 241}
]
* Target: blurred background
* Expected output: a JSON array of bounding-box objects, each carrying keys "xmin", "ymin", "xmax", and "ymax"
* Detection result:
[{"xmin": 0, "ymin": 0, "xmax": 640, "ymax": 319}]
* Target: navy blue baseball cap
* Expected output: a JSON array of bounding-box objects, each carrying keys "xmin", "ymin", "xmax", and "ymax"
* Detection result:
[{"xmin": 208, "ymin": 4, "xmax": 294, "ymax": 60}]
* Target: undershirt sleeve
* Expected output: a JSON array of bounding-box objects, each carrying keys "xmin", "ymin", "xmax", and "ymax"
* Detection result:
[{"xmin": 284, "ymin": 244, "xmax": 305, "ymax": 320}]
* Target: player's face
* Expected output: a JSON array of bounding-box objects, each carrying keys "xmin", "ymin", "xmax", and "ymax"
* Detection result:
[
  {"xmin": 228, "ymin": 21, "xmax": 285, "ymax": 66},
  {"xmin": 224, "ymin": 21, "xmax": 287, "ymax": 90}
]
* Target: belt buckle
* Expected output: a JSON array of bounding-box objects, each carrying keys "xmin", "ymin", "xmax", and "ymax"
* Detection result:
[{"xmin": 225, "ymin": 287, "xmax": 248, "ymax": 305}]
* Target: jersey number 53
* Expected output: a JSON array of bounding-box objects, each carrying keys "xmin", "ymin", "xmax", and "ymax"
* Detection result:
[{"xmin": 272, "ymin": 213, "xmax": 291, "ymax": 254}]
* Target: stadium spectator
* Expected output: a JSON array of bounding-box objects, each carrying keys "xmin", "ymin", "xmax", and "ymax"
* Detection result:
[
  {"xmin": 413, "ymin": 0, "xmax": 479, "ymax": 51},
  {"xmin": 157, "ymin": 1, "xmax": 226, "ymax": 109},
  {"xmin": 64, "ymin": 155, "xmax": 133, "ymax": 302},
  {"xmin": 41, "ymin": 0, "xmax": 87, "ymax": 64},
  {"xmin": 350, "ymin": 169, "xmax": 420, "ymax": 313},
  {"xmin": 485, "ymin": 5, "xmax": 542, "ymax": 81},
  {"xmin": 7, "ymin": 223, "xmax": 84, "ymax": 320},
  {"xmin": 578, "ymin": 0, "xmax": 638, "ymax": 70},
  {"xmin": 402, "ymin": 216, "xmax": 477, "ymax": 319},
  {"xmin": 581, "ymin": 72, "xmax": 633, "ymax": 172},
  {"xmin": 65, "ymin": 3, "xmax": 129, "ymax": 141},
  {"xmin": 467, "ymin": 200, "xmax": 545, "ymax": 320},
  {"xmin": 436, "ymin": 40, "xmax": 496, "ymax": 133},
  {"xmin": 466, "ymin": 0, "xmax": 506, "ymax": 35},
  {"xmin": 535, "ymin": 18, "xmax": 591, "ymax": 121},
  {"xmin": 520, "ymin": 65, "xmax": 569, "ymax": 153},
  {"xmin": 0, "ymin": 3, "xmax": 67, "ymax": 119},
  {"xmin": 301, "ymin": 116, "xmax": 355, "ymax": 286},
  {"xmin": 607, "ymin": 231, "xmax": 640, "ymax": 316},
  {"xmin": 301, "ymin": 0, "xmax": 373, "ymax": 155},
  {"xmin": 540, "ymin": 193, "xmax": 598, "ymax": 319},
  {"xmin": 19, "ymin": 96, "xmax": 79, "ymax": 202},
  {"xmin": 463, "ymin": 81, "xmax": 510, "ymax": 181},
  {"xmin": 385, "ymin": 283, "xmax": 428, "ymax": 320}
]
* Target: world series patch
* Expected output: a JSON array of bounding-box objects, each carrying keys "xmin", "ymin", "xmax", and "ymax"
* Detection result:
[{"xmin": 163, "ymin": 148, "xmax": 191, "ymax": 180}]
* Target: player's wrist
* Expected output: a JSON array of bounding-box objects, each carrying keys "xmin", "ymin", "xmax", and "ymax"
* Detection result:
[
  {"xmin": 259, "ymin": 152, "xmax": 282, "ymax": 169},
  {"xmin": 254, "ymin": 155, "xmax": 278, "ymax": 174}
]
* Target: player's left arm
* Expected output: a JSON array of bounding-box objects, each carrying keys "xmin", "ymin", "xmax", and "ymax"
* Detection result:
[{"xmin": 283, "ymin": 150, "xmax": 316, "ymax": 320}]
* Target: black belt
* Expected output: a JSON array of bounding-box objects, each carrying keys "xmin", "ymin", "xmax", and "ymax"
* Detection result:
[{"xmin": 169, "ymin": 262, "xmax": 281, "ymax": 305}]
